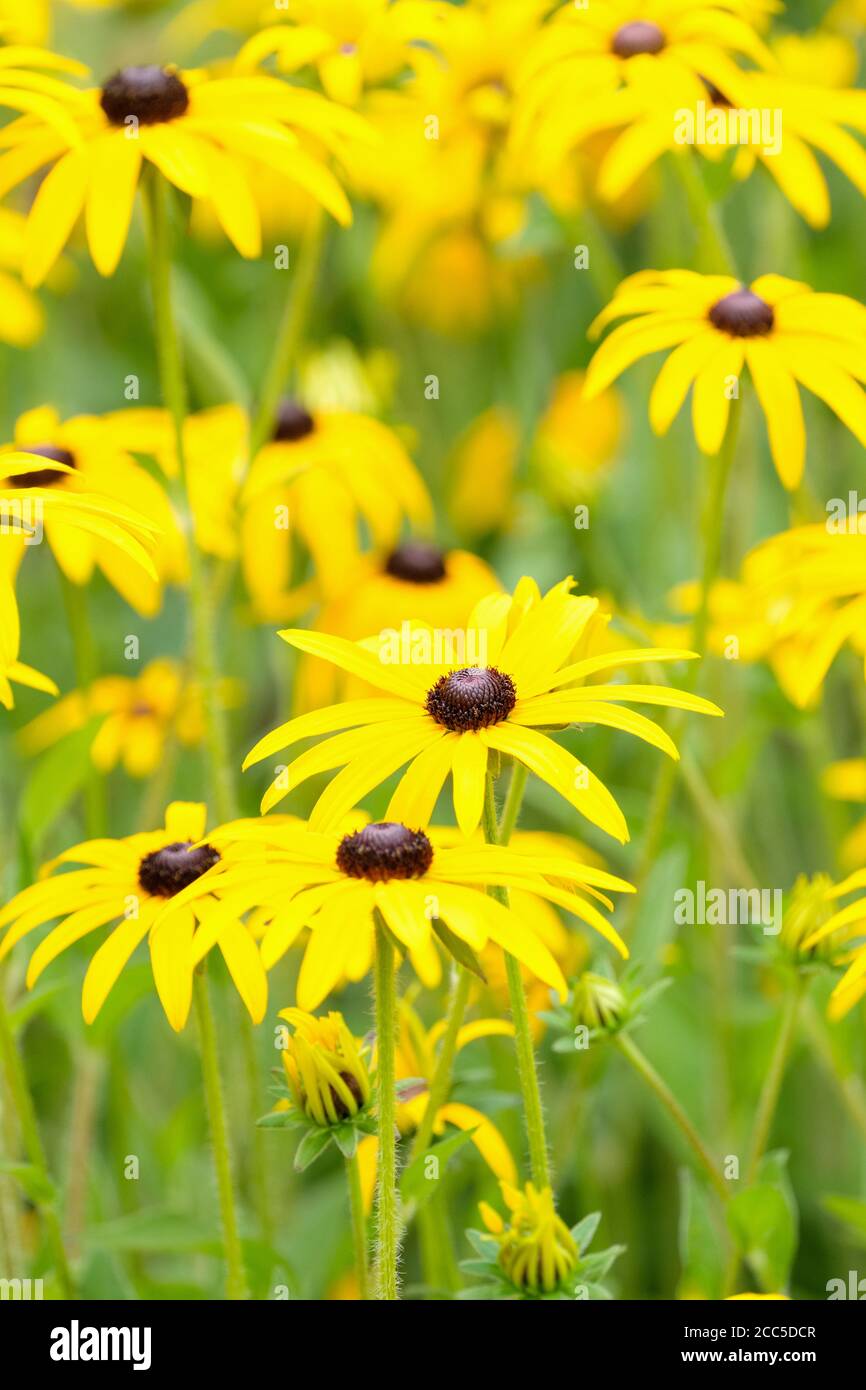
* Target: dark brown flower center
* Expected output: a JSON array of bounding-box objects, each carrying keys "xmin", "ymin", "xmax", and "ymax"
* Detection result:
[
  {"xmin": 332, "ymin": 1071, "xmax": 364, "ymax": 1118},
  {"xmin": 336, "ymin": 822, "xmax": 433, "ymax": 882},
  {"xmin": 425, "ymin": 666, "xmax": 516, "ymax": 732},
  {"xmin": 10, "ymin": 444, "xmax": 76, "ymax": 489},
  {"xmin": 384, "ymin": 541, "xmax": 447, "ymax": 584},
  {"xmin": 709, "ymin": 288, "xmax": 774, "ymax": 338},
  {"xmin": 101, "ymin": 66, "xmax": 190, "ymax": 127},
  {"xmin": 138, "ymin": 840, "xmax": 220, "ymax": 897},
  {"xmin": 272, "ymin": 399, "xmax": 316, "ymax": 443},
  {"xmin": 612, "ymin": 21, "xmax": 665, "ymax": 58}
]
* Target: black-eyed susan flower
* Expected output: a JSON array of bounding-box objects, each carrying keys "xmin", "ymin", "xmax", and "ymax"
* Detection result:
[
  {"xmin": 17, "ymin": 657, "xmax": 242, "ymax": 778},
  {"xmin": 246, "ymin": 576, "xmax": 720, "ymax": 841},
  {"xmin": 801, "ymin": 869, "xmax": 866, "ymax": 1019},
  {"xmin": 447, "ymin": 407, "xmax": 519, "ymax": 542},
  {"xmin": 531, "ymin": 370, "xmax": 624, "ymax": 511},
  {"xmin": 152, "ymin": 814, "xmax": 639, "ymax": 1007},
  {"xmin": 584, "ymin": 271, "xmax": 866, "ymax": 490},
  {"xmin": 0, "ymin": 55, "xmax": 373, "ymax": 285},
  {"xmin": 510, "ymin": 0, "xmax": 772, "ymax": 184},
  {"xmin": 293, "ymin": 542, "xmax": 500, "ymax": 708},
  {"xmin": 0, "ymin": 41, "xmax": 88, "ymax": 141},
  {"xmin": 823, "ymin": 761, "xmax": 866, "ymax": 870},
  {"xmin": 234, "ymin": 0, "xmax": 428, "ymax": 106},
  {"xmin": 275, "ymin": 1006, "xmax": 372, "ymax": 1131},
  {"xmin": 240, "ymin": 397, "xmax": 432, "ymax": 605},
  {"xmin": 0, "ymin": 209, "xmax": 49, "ymax": 347},
  {"xmin": 1, "ymin": 406, "xmax": 182, "ymax": 616},
  {"xmin": 0, "ymin": 802, "xmax": 267, "ymax": 1031}
]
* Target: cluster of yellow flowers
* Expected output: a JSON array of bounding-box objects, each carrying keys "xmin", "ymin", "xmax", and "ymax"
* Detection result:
[{"xmin": 0, "ymin": 0, "xmax": 865, "ymax": 1306}]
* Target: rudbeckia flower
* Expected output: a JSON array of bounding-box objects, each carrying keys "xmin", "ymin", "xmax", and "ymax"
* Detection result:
[
  {"xmin": 531, "ymin": 370, "xmax": 625, "ymax": 510},
  {"xmin": 240, "ymin": 397, "xmax": 432, "ymax": 604},
  {"xmin": 0, "ymin": 41, "xmax": 88, "ymax": 142},
  {"xmin": 510, "ymin": 0, "xmax": 773, "ymax": 182},
  {"xmin": 355, "ymin": 991, "xmax": 518, "ymax": 1210},
  {"xmin": 154, "ymin": 814, "xmax": 637, "ymax": 1007},
  {"xmin": 0, "ymin": 209, "xmax": 48, "ymax": 347},
  {"xmin": 738, "ymin": 524, "xmax": 866, "ymax": 706},
  {"xmin": 478, "ymin": 1180, "xmax": 579, "ymax": 1295},
  {"xmin": 246, "ymin": 577, "xmax": 720, "ymax": 842},
  {"xmin": 0, "ymin": 450, "xmax": 159, "ymax": 599},
  {"xmin": 293, "ymin": 542, "xmax": 500, "ymax": 708},
  {"xmin": 0, "ymin": 57, "xmax": 373, "ymax": 285},
  {"xmin": 0, "ymin": 802, "xmax": 267, "ymax": 1031},
  {"xmin": 447, "ymin": 408, "xmax": 520, "ymax": 542},
  {"xmin": 17, "ymin": 657, "xmax": 243, "ymax": 778},
  {"xmin": 234, "ymin": 0, "xmax": 429, "ymax": 106},
  {"xmin": 799, "ymin": 869, "xmax": 866, "ymax": 1020},
  {"xmin": 276, "ymin": 1006, "xmax": 372, "ymax": 1128},
  {"xmin": 1, "ymin": 406, "xmax": 182, "ymax": 615},
  {"xmin": 584, "ymin": 270, "xmax": 866, "ymax": 490}
]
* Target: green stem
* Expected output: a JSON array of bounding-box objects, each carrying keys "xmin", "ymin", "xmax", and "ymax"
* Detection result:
[
  {"xmin": 193, "ymin": 970, "xmax": 248, "ymax": 1300},
  {"xmin": 671, "ymin": 151, "xmax": 739, "ymax": 278},
  {"xmin": 409, "ymin": 968, "xmax": 472, "ymax": 1163},
  {"xmin": 373, "ymin": 913, "xmax": 399, "ymax": 1300},
  {"xmin": 615, "ymin": 1032, "xmax": 728, "ymax": 1203},
  {"xmin": 0, "ymin": 982, "xmax": 74, "ymax": 1296},
  {"xmin": 745, "ymin": 981, "xmax": 803, "ymax": 1186},
  {"xmin": 345, "ymin": 1154, "xmax": 369, "ymax": 1300},
  {"xmin": 238, "ymin": 1012, "xmax": 273, "ymax": 1247},
  {"xmin": 498, "ymin": 761, "xmax": 529, "ymax": 847},
  {"xmin": 483, "ymin": 771, "xmax": 551, "ymax": 1189},
  {"xmin": 60, "ymin": 577, "xmax": 105, "ymax": 838},
  {"xmin": 249, "ymin": 211, "xmax": 326, "ymax": 458},
  {"xmin": 801, "ymin": 998, "xmax": 866, "ymax": 1146},
  {"xmin": 141, "ymin": 169, "xmax": 236, "ymax": 827}
]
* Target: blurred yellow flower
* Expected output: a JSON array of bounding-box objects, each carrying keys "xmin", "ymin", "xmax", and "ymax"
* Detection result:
[
  {"xmin": 17, "ymin": 657, "xmax": 243, "ymax": 778},
  {"xmin": 531, "ymin": 370, "xmax": 624, "ymax": 509},
  {"xmin": 0, "ymin": 566, "xmax": 58, "ymax": 709},
  {"xmin": 479, "ymin": 1180, "xmax": 578, "ymax": 1294},
  {"xmin": 1, "ymin": 405, "xmax": 182, "ymax": 616},
  {"xmin": 448, "ymin": 408, "xmax": 520, "ymax": 541}
]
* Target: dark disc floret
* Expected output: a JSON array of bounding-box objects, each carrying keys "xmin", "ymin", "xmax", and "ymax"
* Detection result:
[
  {"xmin": 100, "ymin": 66, "xmax": 190, "ymax": 127},
  {"xmin": 331, "ymin": 1071, "xmax": 364, "ymax": 1118},
  {"xmin": 612, "ymin": 21, "xmax": 666, "ymax": 58},
  {"xmin": 11, "ymin": 444, "xmax": 76, "ymax": 489},
  {"xmin": 336, "ymin": 822, "xmax": 433, "ymax": 882},
  {"xmin": 138, "ymin": 840, "xmax": 220, "ymax": 897},
  {"xmin": 384, "ymin": 540, "xmax": 447, "ymax": 584},
  {"xmin": 709, "ymin": 287, "xmax": 775, "ymax": 338},
  {"xmin": 272, "ymin": 399, "xmax": 316, "ymax": 443},
  {"xmin": 425, "ymin": 666, "xmax": 516, "ymax": 732}
]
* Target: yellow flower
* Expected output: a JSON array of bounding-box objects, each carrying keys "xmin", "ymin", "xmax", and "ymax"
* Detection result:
[
  {"xmin": 235, "ymin": 0, "xmax": 427, "ymax": 106},
  {"xmin": 0, "ymin": 209, "xmax": 47, "ymax": 347},
  {"xmin": 17, "ymin": 657, "xmax": 243, "ymax": 778},
  {"xmin": 531, "ymin": 370, "xmax": 624, "ymax": 509},
  {"xmin": 1, "ymin": 406, "xmax": 182, "ymax": 615},
  {"xmin": 511, "ymin": 0, "xmax": 772, "ymax": 185},
  {"xmin": 737, "ymin": 524, "xmax": 866, "ymax": 707},
  {"xmin": 240, "ymin": 398, "xmax": 432, "ymax": 605},
  {"xmin": 802, "ymin": 869, "xmax": 866, "ymax": 1019},
  {"xmin": 246, "ymin": 576, "xmax": 720, "ymax": 842},
  {"xmin": 276, "ymin": 1006, "xmax": 372, "ymax": 1126},
  {"xmin": 154, "ymin": 814, "xmax": 638, "ymax": 1007},
  {"xmin": 726, "ymin": 1292, "xmax": 789, "ymax": 1300},
  {"xmin": 293, "ymin": 543, "xmax": 501, "ymax": 708},
  {"xmin": 823, "ymin": 760, "xmax": 866, "ymax": 870},
  {"xmin": 0, "ymin": 56, "xmax": 372, "ymax": 284},
  {"xmin": 479, "ymin": 1180, "xmax": 578, "ymax": 1294},
  {"xmin": 0, "ymin": 802, "xmax": 268, "ymax": 1031},
  {"xmin": 448, "ymin": 407, "xmax": 520, "ymax": 542},
  {"xmin": 585, "ymin": 270, "xmax": 866, "ymax": 491},
  {"xmin": 0, "ymin": 42, "xmax": 88, "ymax": 143},
  {"xmin": 0, "ymin": 566, "xmax": 58, "ymax": 709}
]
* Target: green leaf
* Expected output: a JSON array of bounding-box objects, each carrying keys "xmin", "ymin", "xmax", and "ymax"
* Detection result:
[
  {"xmin": 677, "ymin": 1168, "xmax": 726, "ymax": 1300},
  {"xmin": 294, "ymin": 1127, "xmax": 333, "ymax": 1172},
  {"xmin": 0, "ymin": 1161, "xmax": 57, "ymax": 1206},
  {"xmin": 822, "ymin": 1194, "xmax": 866, "ymax": 1245},
  {"xmin": 431, "ymin": 919, "xmax": 487, "ymax": 981},
  {"xmin": 330, "ymin": 1124, "xmax": 359, "ymax": 1159},
  {"xmin": 400, "ymin": 1127, "xmax": 477, "ymax": 1209},
  {"xmin": 727, "ymin": 1184, "xmax": 796, "ymax": 1292},
  {"xmin": 256, "ymin": 1109, "xmax": 296, "ymax": 1129},
  {"xmin": 86, "ymin": 1208, "xmax": 219, "ymax": 1255},
  {"xmin": 466, "ymin": 1228, "xmax": 500, "ymax": 1261},
  {"xmin": 570, "ymin": 1211, "xmax": 601, "ymax": 1253},
  {"xmin": 20, "ymin": 718, "xmax": 103, "ymax": 842}
]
